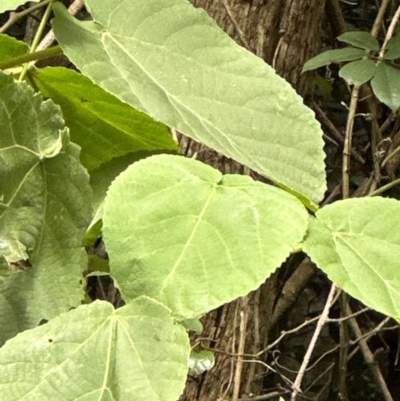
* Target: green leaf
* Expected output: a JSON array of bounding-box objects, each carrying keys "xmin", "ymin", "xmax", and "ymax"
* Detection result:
[
  {"xmin": 52, "ymin": 0, "xmax": 326, "ymax": 208},
  {"xmin": 0, "ymin": 34, "xmax": 29, "ymax": 64},
  {"xmin": 30, "ymin": 67, "xmax": 177, "ymax": 171},
  {"xmin": 371, "ymin": 62, "xmax": 400, "ymax": 111},
  {"xmin": 103, "ymin": 154, "xmax": 309, "ymax": 318},
  {"xmin": 339, "ymin": 58, "xmax": 376, "ymax": 86},
  {"xmin": 90, "ymin": 151, "xmax": 161, "ymax": 215},
  {"xmin": 302, "ymin": 48, "xmax": 367, "ymax": 72},
  {"xmin": 0, "ymin": 0, "xmax": 39, "ymax": 13},
  {"xmin": 0, "ymin": 71, "xmax": 91, "ymax": 344},
  {"xmin": 84, "ymin": 151, "xmax": 164, "ymax": 248},
  {"xmin": 337, "ymin": 31, "xmax": 380, "ymax": 51},
  {"xmin": 0, "ymin": 298, "xmax": 190, "ymax": 401},
  {"xmin": 383, "ymin": 35, "xmax": 400, "ymax": 60},
  {"xmin": 303, "ymin": 197, "xmax": 400, "ymax": 320},
  {"xmin": 178, "ymin": 318, "xmax": 203, "ymax": 334}
]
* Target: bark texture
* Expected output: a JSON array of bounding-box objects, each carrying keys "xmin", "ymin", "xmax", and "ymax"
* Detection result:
[{"xmin": 179, "ymin": 1, "xmax": 325, "ymax": 399}]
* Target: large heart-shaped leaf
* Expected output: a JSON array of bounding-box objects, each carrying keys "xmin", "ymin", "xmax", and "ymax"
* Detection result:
[
  {"xmin": 303, "ymin": 197, "xmax": 400, "ymax": 320},
  {"xmin": 103, "ymin": 154, "xmax": 308, "ymax": 318},
  {"xmin": 0, "ymin": 71, "xmax": 91, "ymax": 344},
  {"xmin": 52, "ymin": 0, "xmax": 326, "ymax": 208},
  {"xmin": 0, "ymin": 298, "xmax": 190, "ymax": 401}
]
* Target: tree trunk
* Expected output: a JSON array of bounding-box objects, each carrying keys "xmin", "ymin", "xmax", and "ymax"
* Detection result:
[{"xmin": 179, "ymin": 1, "xmax": 325, "ymax": 400}]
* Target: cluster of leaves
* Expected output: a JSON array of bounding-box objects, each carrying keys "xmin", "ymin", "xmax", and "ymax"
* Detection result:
[
  {"xmin": 303, "ymin": 31, "xmax": 400, "ymax": 110},
  {"xmin": 0, "ymin": 0, "xmax": 399, "ymax": 400}
]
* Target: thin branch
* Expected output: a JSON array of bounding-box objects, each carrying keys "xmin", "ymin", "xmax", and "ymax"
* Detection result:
[
  {"xmin": 0, "ymin": 45, "xmax": 62, "ymax": 70},
  {"xmin": 371, "ymin": 0, "xmax": 393, "ymax": 37},
  {"xmin": 368, "ymin": 177, "xmax": 400, "ymax": 196},
  {"xmin": 0, "ymin": 0, "xmax": 51, "ymax": 34},
  {"xmin": 342, "ymin": 86, "xmax": 360, "ymax": 198},
  {"xmin": 379, "ymin": 6, "xmax": 400, "ymax": 58},
  {"xmin": 36, "ymin": 0, "xmax": 85, "ymax": 51},
  {"xmin": 338, "ymin": 293, "xmax": 350, "ymax": 401},
  {"xmin": 232, "ymin": 297, "xmax": 249, "ymax": 401},
  {"xmin": 237, "ymin": 390, "xmax": 291, "ymax": 401},
  {"xmin": 290, "ymin": 284, "xmax": 337, "ymax": 401},
  {"xmin": 346, "ymin": 305, "xmax": 394, "ymax": 401}
]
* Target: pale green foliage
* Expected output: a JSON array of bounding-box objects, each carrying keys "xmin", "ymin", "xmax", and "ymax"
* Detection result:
[
  {"xmin": 52, "ymin": 0, "xmax": 326, "ymax": 208},
  {"xmin": 103, "ymin": 154, "xmax": 309, "ymax": 318},
  {"xmin": 30, "ymin": 67, "xmax": 177, "ymax": 171},
  {"xmin": 0, "ymin": 298, "xmax": 190, "ymax": 401},
  {"xmin": 0, "ymin": 72, "xmax": 91, "ymax": 344},
  {"xmin": 0, "ymin": 0, "xmax": 39, "ymax": 13},
  {"xmin": 304, "ymin": 197, "xmax": 400, "ymax": 320},
  {"xmin": 0, "ymin": 1, "xmax": 400, "ymax": 399}
]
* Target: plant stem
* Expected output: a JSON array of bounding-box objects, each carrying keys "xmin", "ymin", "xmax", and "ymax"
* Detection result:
[
  {"xmin": 19, "ymin": 0, "xmax": 55, "ymax": 81},
  {"xmin": 37, "ymin": 0, "xmax": 85, "ymax": 51},
  {"xmin": 0, "ymin": 0, "xmax": 52, "ymax": 34},
  {"xmin": 368, "ymin": 177, "xmax": 400, "ymax": 196},
  {"xmin": 342, "ymin": 86, "xmax": 359, "ymax": 199},
  {"xmin": 0, "ymin": 46, "xmax": 63, "ymax": 71},
  {"xmin": 290, "ymin": 284, "xmax": 337, "ymax": 401}
]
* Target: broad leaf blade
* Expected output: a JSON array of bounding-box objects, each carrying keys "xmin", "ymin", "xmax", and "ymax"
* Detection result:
[
  {"xmin": 0, "ymin": 72, "xmax": 91, "ymax": 344},
  {"xmin": 30, "ymin": 67, "xmax": 177, "ymax": 171},
  {"xmin": 337, "ymin": 31, "xmax": 380, "ymax": 51},
  {"xmin": 0, "ymin": 0, "xmax": 39, "ymax": 13},
  {"xmin": 371, "ymin": 62, "xmax": 400, "ymax": 111},
  {"xmin": 0, "ymin": 34, "xmax": 28, "ymax": 63},
  {"xmin": 103, "ymin": 154, "xmax": 308, "ymax": 318},
  {"xmin": 303, "ymin": 197, "xmax": 400, "ymax": 320},
  {"xmin": 302, "ymin": 48, "xmax": 367, "ymax": 72},
  {"xmin": 52, "ymin": 0, "xmax": 326, "ymax": 207},
  {"xmin": 0, "ymin": 298, "xmax": 190, "ymax": 401},
  {"xmin": 384, "ymin": 35, "xmax": 400, "ymax": 60},
  {"xmin": 339, "ymin": 58, "xmax": 376, "ymax": 86}
]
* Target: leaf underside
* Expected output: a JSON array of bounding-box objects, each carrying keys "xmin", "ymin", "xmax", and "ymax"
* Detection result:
[
  {"xmin": 52, "ymin": 0, "xmax": 326, "ymax": 207},
  {"xmin": 103, "ymin": 154, "xmax": 309, "ymax": 318}
]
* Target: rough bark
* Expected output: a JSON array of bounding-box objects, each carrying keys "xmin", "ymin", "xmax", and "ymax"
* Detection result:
[{"xmin": 179, "ymin": 1, "xmax": 325, "ymax": 400}]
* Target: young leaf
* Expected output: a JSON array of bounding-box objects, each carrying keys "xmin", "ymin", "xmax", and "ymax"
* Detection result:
[
  {"xmin": 0, "ymin": 0, "xmax": 40, "ymax": 13},
  {"xmin": 30, "ymin": 67, "xmax": 177, "ymax": 171},
  {"xmin": 303, "ymin": 197, "xmax": 400, "ymax": 320},
  {"xmin": 302, "ymin": 48, "xmax": 367, "ymax": 72},
  {"xmin": 0, "ymin": 71, "xmax": 91, "ymax": 344},
  {"xmin": 0, "ymin": 298, "xmax": 190, "ymax": 401},
  {"xmin": 52, "ymin": 0, "xmax": 326, "ymax": 208},
  {"xmin": 339, "ymin": 58, "xmax": 376, "ymax": 86},
  {"xmin": 371, "ymin": 62, "xmax": 400, "ymax": 111},
  {"xmin": 103, "ymin": 154, "xmax": 309, "ymax": 318},
  {"xmin": 337, "ymin": 31, "xmax": 380, "ymax": 51},
  {"xmin": 383, "ymin": 35, "xmax": 400, "ymax": 60}
]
